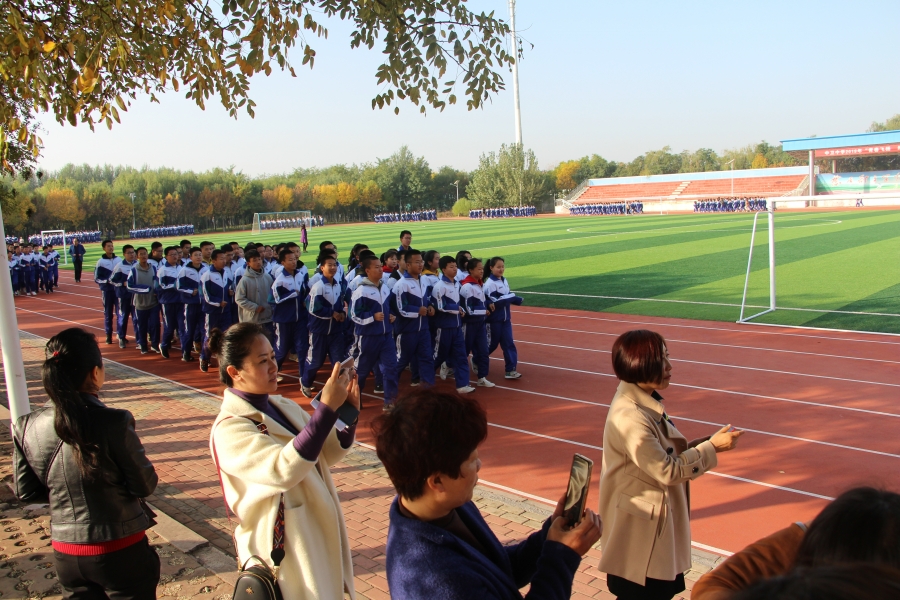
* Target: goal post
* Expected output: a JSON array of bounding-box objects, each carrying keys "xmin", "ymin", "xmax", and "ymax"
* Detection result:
[
  {"xmin": 737, "ymin": 207, "xmax": 775, "ymax": 323},
  {"xmin": 251, "ymin": 211, "xmax": 312, "ymax": 235},
  {"xmin": 40, "ymin": 230, "xmax": 68, "ymax": 265}
]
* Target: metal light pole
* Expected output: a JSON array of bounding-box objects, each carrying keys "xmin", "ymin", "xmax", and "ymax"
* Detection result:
[
  {"xmin": 0, "ymin": 203, "xmax": 32, "ymax": 422},
  {"xmin": 451, "ymin": 180, "xmax": 459, "ymax": 204},
  {"xmin": 509, "ymin": 0, "xmax": 522, "ymax": 146},
  {"xmin": 129, "ymin": 192, "xmax": 136, "ymax": 231}
]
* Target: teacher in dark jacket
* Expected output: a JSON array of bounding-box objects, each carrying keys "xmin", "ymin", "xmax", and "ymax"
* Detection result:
[
  {"xmin": 376, "ymin": 390, "xmax": 602, "ymax": 600},
  {"xmin": 70, "ymin": 237, "xmax": 86, "ymax": 282},
  {"xmin": 13, "ymin": 327, "xmax": 160, "ymax": 599}
]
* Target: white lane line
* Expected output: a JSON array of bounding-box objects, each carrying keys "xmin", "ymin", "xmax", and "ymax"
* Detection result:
[
  {"xmin": 516, "ymin": 339, "xmax": 900, "ymax": 388},
  {"xmin": 488, "ymin": 423, "xmax": 604, "ymax": 451},
  {"xmin": 517, "ymin": 323, "xmax": 900, "ymax": 365},
  {"xmin": 478, "ymin": 380, "xmax": 900, "ymax": 459},
  {"xmin": 25, "ymin": 295, "xmax": 104, "ymax": 313},
  {"xmin": 514, "ymin": 308, "xmax": 900, "ymax": 345},
  {"xmin": 486, "ymin": 357, "xmax": 900, "ymax": 419}
]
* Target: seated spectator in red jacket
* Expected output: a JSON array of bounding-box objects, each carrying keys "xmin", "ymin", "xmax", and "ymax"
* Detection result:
[{"xmin": 375, "ymin": 390, "xmax": 602, "ymax": 600}]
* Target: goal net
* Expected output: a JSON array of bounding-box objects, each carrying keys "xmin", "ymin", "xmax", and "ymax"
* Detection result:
[
  {"xmin": 252, "ymin": 211, "xmax": 313, "ymax": 235},
  {"xmin": 40, "ymin": 230, "xmax": 68, "ymax": 264}
]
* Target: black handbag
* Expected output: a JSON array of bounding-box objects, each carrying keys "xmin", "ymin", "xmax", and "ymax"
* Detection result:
[{"xmin": 212, "ymin": 418, "xmax": 286, "ymax": 600}]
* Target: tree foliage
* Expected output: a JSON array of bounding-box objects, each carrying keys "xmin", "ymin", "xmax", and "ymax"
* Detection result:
[
  {"xmin": 0, "ymin": 0, "xmax": 515, "ymax": 173},
  {"xmin": 468, "ymin": 144, "xmax": 544, "ymax": 208}
]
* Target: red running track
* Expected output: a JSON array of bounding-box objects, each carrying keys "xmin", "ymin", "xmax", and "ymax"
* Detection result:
[{"xmin": 11, "ymin": 270, "xmax": 900, "ymax": 556}]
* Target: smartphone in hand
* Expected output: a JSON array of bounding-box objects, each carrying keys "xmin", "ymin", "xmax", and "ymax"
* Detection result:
[
  {"xmin": 563, "ymin": 454, "xmax": 593, "ymax": 527},
  {"xmin": 311, "ymin": 390, "xmax": 360, "ymax": 432}
]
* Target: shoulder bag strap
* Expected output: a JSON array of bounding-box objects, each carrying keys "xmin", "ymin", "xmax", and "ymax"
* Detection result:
[{"xmin": 211, "ymin": 417, "xmax": 286, "ymax": 571}]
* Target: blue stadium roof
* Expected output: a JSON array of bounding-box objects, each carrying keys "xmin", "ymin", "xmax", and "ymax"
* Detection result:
[{"xmin": 781, "ymin": 130, "xmax": 900, "ymax": 152}]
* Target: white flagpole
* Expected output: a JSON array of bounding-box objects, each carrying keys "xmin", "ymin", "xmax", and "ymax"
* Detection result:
[{"xmin": 0, "ymin": 203, "xmax": 31, "ymax": 422}]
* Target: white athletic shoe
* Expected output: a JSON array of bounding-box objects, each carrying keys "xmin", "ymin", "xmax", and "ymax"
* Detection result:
[
  {"xmin": 456, "ymin": 385, "xmax": 476, "ymax": 394},
  {"xmin": 439, "ymin": 362, "xmax": 450, "ymax": 380},
  {"xmin": 477, "ymin": 377, "xmax": 495, "ymax": 388},
  {"xmin": 505, "ymin": 371, "xmax": 522, "ymax": 379}
]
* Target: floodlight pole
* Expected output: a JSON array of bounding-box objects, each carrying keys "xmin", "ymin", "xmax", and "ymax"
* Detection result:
[
  {"xmin": 0, "ymin": 204, "xmax": 31, "ymax": 422},
  {"xmin": 509, "ymin": 0, "xmax": 522, "ymax": 146}
]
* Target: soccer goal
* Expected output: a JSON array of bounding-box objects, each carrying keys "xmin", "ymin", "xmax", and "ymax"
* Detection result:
[
  {"xmin": 252, "ymin": 211, "xmax": 313, "ymax": 235},
  {"xmin": 736, "ymin": 208, "xmax": 774, "ymax": 323},
  {"xmin": 40, "ymin": 230, "xmax": 69, "ymax": 265}
]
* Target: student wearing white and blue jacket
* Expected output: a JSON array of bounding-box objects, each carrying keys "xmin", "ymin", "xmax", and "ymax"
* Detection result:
[
  {"xmin": 301, "ymin": 254, "xmax": 347, "ymax": 397},
  {"xmin": 156, "ymin": 246, "xmax": 184, "ymax": 359},
  {"xmin": 46, "ymin": 245, "xmax": 60, "ymax": 289},
  {"xmin": 110, "ymin": 245, "xmax": 139, "ymax": 349},
  {"xmin": 126, "ymin": 247, "xmax": 161, "ymax": 354},
  {"xmin": 392, "ymin": 249, "xmax": 436, "ymax": 387},
  {"xmin": 483, "ymin": 257, "xmax": 523, "ymax": 380},
  {"xmin": 271, "ymin": 248, "xmax": 310, "ymax": 381},
  {"xmin": 176, "ymin": 247, "xmax": 204, "ymax": 362},
  {"xmin": 93, "ymin": 240, "xmax": 121, "ymax": 343},
  {"xmin": 198, "ymin": 249, "xmax": 234, "ymax": 372},
  {"xmin": 350, "ymin": 254, "xmax": 399, "ymax": 408},
  {"xmin": 19, "ymin": 244, "xmax": 39, "ymax": 296},
  {"xmin": 431, "ymin": 256, "xmax": 474, "ymax": 394},
  {"xmin": 459, "ymin": 258, "xmax": 495, "ymax": 388}
]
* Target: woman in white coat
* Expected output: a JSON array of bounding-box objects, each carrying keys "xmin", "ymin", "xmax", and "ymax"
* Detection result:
[{"xmin": 209, "ymin": 322, "xmax": 360, "ymax": 599}]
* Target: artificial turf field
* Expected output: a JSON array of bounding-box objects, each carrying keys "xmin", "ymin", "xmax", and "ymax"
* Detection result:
[{"xmin": 64, "ymin": 209, "xmax": 900, "ymax": 334}]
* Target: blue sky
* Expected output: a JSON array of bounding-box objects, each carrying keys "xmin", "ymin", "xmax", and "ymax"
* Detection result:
[{"xmin": 36, "ymin": 0, "xmax": 900, "ymax": 175}]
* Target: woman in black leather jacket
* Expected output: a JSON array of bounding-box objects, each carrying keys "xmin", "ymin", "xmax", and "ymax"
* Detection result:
[{"xmin": 13, "ymin": 327, "xmax": 160, "ymax": 599}]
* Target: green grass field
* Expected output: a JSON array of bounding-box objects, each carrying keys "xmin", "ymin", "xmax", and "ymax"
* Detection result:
[{"xmin": 65, "ymin": 210, "xmax": 900, "ymax": 333}]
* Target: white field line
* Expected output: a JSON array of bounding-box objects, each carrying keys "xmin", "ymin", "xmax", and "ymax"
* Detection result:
[
  {"xmin": 514, "ymin": 308, "xmax": 900, "ymax": 345},
  {"xmin": 515, "ymin": 339, "xmax": 900, "ymax": 389},
  {"xmin": 515, "ymin": 291, "xmax": 900, "ymax": 318},
  {"xmin": 516, "ymin": 323, "xmax": 900, "ymax": 365}
]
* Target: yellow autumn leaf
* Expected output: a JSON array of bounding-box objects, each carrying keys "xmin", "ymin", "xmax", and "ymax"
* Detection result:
[{"xmin": 43, "ymin": 41, "xmax": 56, "ymax": 52}]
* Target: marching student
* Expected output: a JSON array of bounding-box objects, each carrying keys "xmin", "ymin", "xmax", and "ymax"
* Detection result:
[
  {"xmin": 219, "ymin": 243, "xmax": 239, "ymax": 325},
  {"xmin": 157, "ymin": 246, "xmax": 184, "ymax": 359},
  {"xmin": 47, "ymin": 244, "xmax": 60, "ymax": 290},
  {"xmin": 12, "ymin": 245, "xmax": 25, "ymax": 295},
  {"xmin": 7, "ymin": 248, "xmax": 19, "ymax": 295},
  {"xmin": 391, "ymin": 249, "xmax": 436, "ymax": 388},
  {"xmin": 421, "ymin": 249, "xmax": 442, "ymax": 345},
  {"xmin": 431, "ymin": 256, "xmax": 474, "ymax": 394},
  {"xmin": 398, "ymin": 230, "xmax": 412, "ymax": 253},
  {"xmin": 270, "ymin": 247, "xmax": 309, "ymax": 381},
  {"xmin": 69, "ymin": 237, "xmax": 86, "ymax": 282},
  {"xmin": 301, "ymin": 254, "xmax": 347, "ymax": 397},
  {"xmin": 93, "ymin": 240, "xmax": 121, "ymax": 343},
  {"xmin": 385, "ymin": 249, "xmax": 405, "ymax": 292},
  {"xmin": 176, "ymin": 247, "xmax": 204, "ymax": 362},
  {"xmin": 199, "ymin": 241, "xmax": 215, "ymax": 266},
  {"xmin": 20, "ymin": 244, "xmax": 38, "ymax": 296},
  {"xmin": 179, "ymin": 239, "xmax": 193, "ymax": 266},
  {"xmin": 229, "ymin": 241, "xmax": 245, "ymax": 272},
  {"xmin": 39, "ymin": 245, "xmax": 53, "ymax": 293},
  {"xmin": 459, "ymin": 258, "xmax": 495, "ymax": 387},
  {"xmin": 317, "ymin": 240, "xmax": 345, "ymax": 281},
  {"xmin": 126, "ymin": 247, "xmax": 161, "ymax": 354},
  {"xmin": 350, "ymin": 254, "xmax": 399, "ymax": 409},
  {"xmin": 454, "ymin": 250, "xmax": 472, "ymax": 283},
  {"xmin": 235, "ymin": 248, "xmax": 275, "ymax": 339},
  {"xmin": 199, "ymin": 249, "xmax": 234, "ymax": 372},
  {"xmin": 110, "ymin": 245, "xmax": 140, "ymax": 349},
  {"xmin": 484, "ymin": 256, "xmax": 523, "ymax": 379},
  {"xmin": 347, "ymin": 243, "xmax": 369, "ymax": 274}
]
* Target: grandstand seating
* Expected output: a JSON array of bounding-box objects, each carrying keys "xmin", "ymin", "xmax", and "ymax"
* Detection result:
[{"xmin": 573, "ymin": 174, "xmax": 806, "ymax": 204}]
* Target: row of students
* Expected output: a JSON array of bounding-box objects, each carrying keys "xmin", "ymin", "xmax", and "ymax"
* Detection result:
[
  {"xmin": 570, "ymin": 201, "xmax": 643, "ymax": 216},
  {"xmin": 6, "ymin": 243, "xmax": 60, "ymax": 296},
  {"xmin": 468, "ymin": 206, "xmax": 536, "ymax": 218},
  {"xmin": 373, "ymin": 210, "xmax": 438, "ymax": 223}
]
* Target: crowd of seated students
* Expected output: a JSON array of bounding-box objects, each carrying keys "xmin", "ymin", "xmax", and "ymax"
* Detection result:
[
  {"xmin": 570, "ymin": 201, "xmax": 643, "ymax": 216},
  {"xmin": 129, "ymin": 224, "xmax": 194, "ymax": 239},
  {"xmin": 468, "ymin": 206, "xmax": 536, "ymax": 218},
  {"xmin": 374, "ymin": 209, "xmax": 438, "ymax": 222},
  {"xmin": 694, "ymin": 197, "xmax": 767, "ymax": 213}
]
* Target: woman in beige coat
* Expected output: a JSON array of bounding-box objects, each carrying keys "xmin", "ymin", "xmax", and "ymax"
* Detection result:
[
  {"xmin": 599, "ymin": 330, "xmax": 743, "ymax": 600},
  {"xmin": 208, "ymin": 322, "xmax": 360, "ymax": 599}
]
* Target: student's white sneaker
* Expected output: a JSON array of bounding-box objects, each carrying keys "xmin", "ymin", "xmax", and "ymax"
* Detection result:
[
  {"xmin": 505, "ymin": 371, "xmax": 522, "ymax": 379},
  {"xmin": 439, "ymin": 362, "xmax": 450, "ymax": 380},
  {"xmin": 477, "ymin": 377, "xmax": 495, "ymax": 388},
  {"xmin": 456, "ymin": 385, "xmax": 476, "ymax": 394}
]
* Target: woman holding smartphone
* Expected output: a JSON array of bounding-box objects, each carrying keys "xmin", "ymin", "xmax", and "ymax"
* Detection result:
[
  {"xmin": 598, "ymin": 330, "xmax": 743, "ymax": 600},
  {"xmin": 208, "ymin": 322, "xmax": 360, "ymax": 598}
]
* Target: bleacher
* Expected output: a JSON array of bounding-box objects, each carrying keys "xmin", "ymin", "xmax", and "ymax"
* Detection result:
[{"xmin": 578, "ymin": 182, "xmax": 681, "ymax": 201}]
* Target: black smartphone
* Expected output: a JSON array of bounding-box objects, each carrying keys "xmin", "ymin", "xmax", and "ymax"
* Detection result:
[
  {"xmin": 563, "ymin": 454, "xmax": 594, "ymax": 527},
  {"xmin": 311, "ymin": 391, "xmax": 360, "ymax": 431}
]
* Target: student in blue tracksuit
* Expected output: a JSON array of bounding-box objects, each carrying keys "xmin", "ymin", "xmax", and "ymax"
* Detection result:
[
  {"xmin": 397, "ymin": 230, "xmax": 412, "ymax": 253},
  {"xmin": 126, "ymin": 247, "xmax": 161, "ymax": 354},
  {"xmin": 176, "ymin": 247, "xmax": 204, "ymax": 362},
  {"xmin": 483, "ymin": 256, "xmax": 523, "ymax": 380},
  {"xmin": 93, "ymin": 240, "xmax": 121, "ymax": 342},
  {"xmin": 11, "ymin": 246, "xmax": 24, "ymax": 296},
  {"xmin": 7, "ymin": 249, "xmax": 19, "ymax": 295},
  {"xmin": 110, "ymin": 245, "xmax": 139, "ymax": 349},
  {"xmin": 300, "ymin": 254, "xmax": 347, "ymax": 397},
  {"xmin": 219, "ymin": 243, "xmax": 240, "ymax": 326},
  {"xmin": 199, "ymin": 249, "xmax": 233, "ymax": 372},
  {"xmin": 271, "ymin": 247, "xmax": 310, "ymax": 381},
  {"xmin": 459, "ymin": 258, "xmax": 495, "ymax": 388},
  {"xmin": 47, "ymin": 244, "xmax": 60, "ymax": 289},
  {"xmin": 391, "ymin": 249, "xmax": 436, "ymax": 388},
  {"xmin": 20, "ymin": 244, "xmax": 38, "ymax": 296},
  {"xmin": 350, "ymin": 254, "xmax": 399, "ymax": 409},
  {"xmin": 39, "ymin": 246, "xmax": 53, "ymax": 293},
  {"xmin": 431, "ymin": 256, "xmax": 474, "ymax": 394},
  {"xmin": 156, "ymin": 246, "xmax": 184, "ymax": 359}
]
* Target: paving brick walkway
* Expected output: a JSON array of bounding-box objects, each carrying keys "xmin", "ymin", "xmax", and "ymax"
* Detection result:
[{"xmin": 1, "ymin": 332, "xmax": 717, "ymax": 598}]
